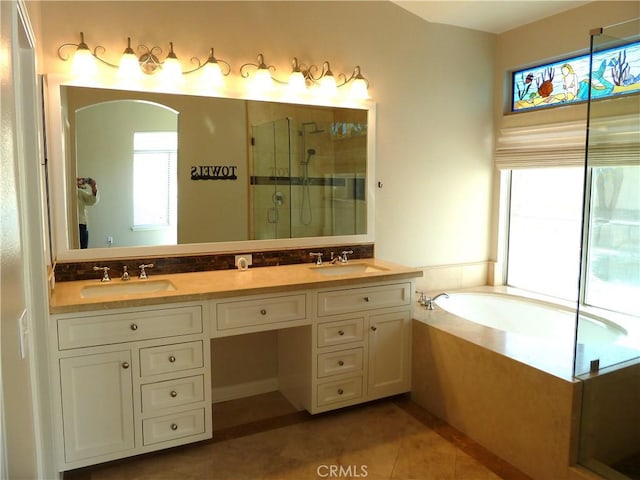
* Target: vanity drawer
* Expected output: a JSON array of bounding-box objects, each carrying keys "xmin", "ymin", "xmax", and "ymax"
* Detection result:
[
  {"xmin": 216, "ymin": 294, "xmax": 306, "ymax": 331},
  {"xmin": 317, "ymin": 348, "xmax": 363, "ymax": 378},
  {"xmin": 317, "ymin": 376, "xmax": 363, "ymax": 407},
  {"xmin": 317, "ymin": 283, "xmax": 411, "ymax": 317},
  {"xmin": 317, "ymin": 318, "xmax": 364, "ymax": 348},
  {"xmin": 141, "ymin": 375, "xmax": 205, "ymax": 413},
  {"xmin": 139, "ymin": 341, "xmax": 203, "ymax": 377},
  {"xmin": 142, "ymin": 408, "xmax": 205, "ymax": 446},
  {"xmin": 57, "ymin": 306, "xmax": 203, "ymax": 350}
]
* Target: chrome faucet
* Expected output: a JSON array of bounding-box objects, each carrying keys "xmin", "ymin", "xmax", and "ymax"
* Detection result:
[
  {"xmin": 121, "ymin": 265, "xmax": 130, "ymax": 281},
  {"xmin": 93, "ymin": 266, "xmax": 111, "ymax": 282},
  {"xmin": 329, "ymin": 250, "xmax": 354, "ymax": 264},
  {"xmin": 340, "ymin": 250, "xmax": 354, "ymax": 263},
  {"xmin": 309, "ymin": 252, "xmax": 323, "ymax": 265},
  {"xmin": 425, "ymin": 292, "xmax": 449, "ymax": 310},
  {"xmin": 138, "ymin": 263, "xmax": 154, "ymax": 279}
]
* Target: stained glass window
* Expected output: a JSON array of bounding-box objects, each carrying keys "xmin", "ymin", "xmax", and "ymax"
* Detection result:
[{"xmin": 511, "ymin": 41, "xmax": 640, "ymax": 112}]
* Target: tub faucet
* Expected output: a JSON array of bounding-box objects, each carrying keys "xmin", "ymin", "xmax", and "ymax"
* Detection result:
[{"xmin": 426, "ymin": 292, "xmax": 449, "ymax": 310}]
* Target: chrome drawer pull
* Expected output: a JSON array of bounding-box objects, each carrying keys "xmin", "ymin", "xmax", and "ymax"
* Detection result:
[
  {"xmin": 130, "ymin": 323, "xmax": 138, "ymax": 331},
  {"xmin": 338, "ymin": 330, "xmax": 345, "ymax": 336},
  {"xmin": 170, "ymin": 390, "xmax": 178, "ymax": 398},
  {"xmin": 338, "ymin": 360, "xmax": 344, "ymax": 366},
  {"xmin": 337, "ymin": 388, "xmax": 344, "ymax": 395},
  {"xmin": 171, "ymin": 423, "xmax": 178, "ymax": 431},
  {"xmin": 371, "ymin": 326, "xmax": 377, "ymax": 332},
  {"xmin": 364, "ymin": 296, "xmax": 370, "ymax": 302},
  {"xmin": 260, "ymin": 309, "xmax": 267, "ymax": 316},
  {"xmin": 169, "ymin": 355, "xmax": 176, "ymax": 363},
  {"xmin": 122, "ymin": 362, "xmax": 130, "ymax": 369}
]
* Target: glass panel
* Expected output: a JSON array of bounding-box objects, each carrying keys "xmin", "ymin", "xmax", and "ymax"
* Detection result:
[
  {"xmin": 250, "ymin": 119, "xmax": 292, "ymax": 240},
  {"xmin": 577, "ymin": 18, "xmax": 640, "ymax": 480},
  {"xmin": 250, "ymin": 118, "xmax": 367, "ymax": 241}
]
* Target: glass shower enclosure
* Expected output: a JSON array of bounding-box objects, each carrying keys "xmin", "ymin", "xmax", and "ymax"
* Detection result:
[
  {"xmin": 576, "ymin": 18, "xmax": 640, "ymax": 480},
  {"xmin": 249, "ymin": 118, "xmax": 367, "ymax": 241}
]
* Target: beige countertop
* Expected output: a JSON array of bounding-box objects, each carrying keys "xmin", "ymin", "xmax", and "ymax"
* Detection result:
[{"xmin": 50, "ymin": 259, "xmax": 423, "ymax": 314}]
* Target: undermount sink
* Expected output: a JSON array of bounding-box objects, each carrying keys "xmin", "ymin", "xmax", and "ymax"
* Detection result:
[
  {"xmin": 310, "ymin": 263, "xmax": 388, "ymax": 276},
  {"xmin": 80, "ymin": 279, "xmax": 177, "ymax": 298}
]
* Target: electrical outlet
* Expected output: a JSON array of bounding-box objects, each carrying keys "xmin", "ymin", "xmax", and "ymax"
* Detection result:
[
  {"xmin": 235, "ymin": 254, "xmax": 253, "ymax": 268},
  {"xmin": 106, "ymin": 235, "xmax": 114, "ymax": 247}
]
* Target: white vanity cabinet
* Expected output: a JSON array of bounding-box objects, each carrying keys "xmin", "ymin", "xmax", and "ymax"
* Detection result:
[
  {"xmin": 310, "ymin": 281, "xmax": 413, "ymax": 413},
  {"xmin": 51, "ymin": 303, "xmax": 211, "ymax": 470}
]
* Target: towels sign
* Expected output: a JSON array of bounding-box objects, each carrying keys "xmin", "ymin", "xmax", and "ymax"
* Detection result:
[{"xmin": 191, "ymin": 165, "xmax": 238, "ymax": 181}]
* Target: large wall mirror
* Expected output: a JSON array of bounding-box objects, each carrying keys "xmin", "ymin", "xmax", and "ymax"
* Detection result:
[{"xmin": 46, "ymin": 76, "xmax": 375, "ymax": 261}]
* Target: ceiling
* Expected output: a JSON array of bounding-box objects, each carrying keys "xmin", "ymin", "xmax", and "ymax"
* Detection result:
[{"xmin": 391, "ymin": 1, "xmax": 593, "ymax": 34}]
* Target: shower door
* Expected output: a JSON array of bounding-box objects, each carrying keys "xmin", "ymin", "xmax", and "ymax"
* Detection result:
[
  {"xmin": 250, "ymin": 119, "xmax": 292, "ymax": 240},
  {"xmin": 576, "ymin": 18, "xmax": 640, "ymax": 480}
]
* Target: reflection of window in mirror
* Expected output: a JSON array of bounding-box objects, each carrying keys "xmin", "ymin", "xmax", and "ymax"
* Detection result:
[{"xmin": 132, "ymin": 132, "xmax": 178, "ymax": 245}]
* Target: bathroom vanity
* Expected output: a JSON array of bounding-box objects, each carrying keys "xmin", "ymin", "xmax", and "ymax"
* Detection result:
[{"xmin": 49, "ymin": 259, "xmax": 421, "ymax": 471}]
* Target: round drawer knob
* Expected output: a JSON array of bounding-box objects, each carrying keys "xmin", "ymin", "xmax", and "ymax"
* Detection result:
[
  {"xmin": 338, "ymin": 330, "xmax": 345, "ymax": 336},
  {"xmin": 169, "ymin": 355, "xmax": 176, "ymax": 363},
  {"xmin": 364, "ymin": 296, "xmax": 370, "ymax": 302},
  {"xmin": 260, "ymin": 309, "xmax": 267, "ymax": 316},
  {"xmin": 337, "ymin": 388, "xmax": 344, "ymax": 395},
  {"xmin": 371, "ymin": 326, "xmax": 377, "ymax": 332},
  {"xmin": 171, "ymin": 423, "xmax": 178, "ymax": 431},
  {"xmin": 130, "ymin": 323, "xmax": 138, "ymax": 331},
  {"xmin": 338, "ymin": 360, "xmax": 344, "ymax": 366},
  {"xmin": 170, "ymin": 390, "xmax": 178, "ymax": 398},
  {"xmin": 122, "ymin": 362, "xmax": 130, "ymax": 369}
]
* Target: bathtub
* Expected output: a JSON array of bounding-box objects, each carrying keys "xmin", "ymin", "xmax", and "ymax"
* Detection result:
[
  {"xmin": 434, "ymin": 292, "xmax": 627, "ymax": 345},
  {"xmin": 411, "ymin": 289, "xmax": 637, "ymax": 479}
]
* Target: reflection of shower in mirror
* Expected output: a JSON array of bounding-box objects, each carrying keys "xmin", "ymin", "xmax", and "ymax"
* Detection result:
[{"xmin": 301, "ymin": 148, "xmax": 316, "ymax": 165}]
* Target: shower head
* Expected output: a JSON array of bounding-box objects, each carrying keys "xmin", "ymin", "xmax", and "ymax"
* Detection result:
[
  {"xmin": 302, "ymin": 148, "xmax": 316, "ymax": 165},
  {"xmin": 302, "ymin": 122, "xmax": 325, "ymax": 134}
]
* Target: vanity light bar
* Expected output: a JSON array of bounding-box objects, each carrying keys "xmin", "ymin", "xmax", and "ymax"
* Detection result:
[
  {"xmin": 240, "ymin": 53, "xmax": 369, "ymax": 99},
  {"xmin": 57, "ymin": 33, "xmax": 369, "ymax": 99}
]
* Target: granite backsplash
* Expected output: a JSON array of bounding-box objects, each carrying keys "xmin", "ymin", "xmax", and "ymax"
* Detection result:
[{"xmin": 54, "ymin": 244, "xmax": 374, "ymax": 282}]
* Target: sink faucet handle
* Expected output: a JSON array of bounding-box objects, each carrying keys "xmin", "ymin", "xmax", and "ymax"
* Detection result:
[
  {"xmin": 415, "ymin": 290, "xmax": 428, "ymax": 306},
  {"xmin": 138, "ymin": 263, "xmax": 154, "ymax": 279},
  {"xmin": 93, "ymin": 266, "xmax": 111, "ymax": 282},
  {"xmin": 340, "ymin": 250, "xmax": 354, "ymax": 263},
  {"xmin": 309, "ymin": 252, "xmax": 323, "ymax": 265},
  {"xmin": 121, "ymin": 265, "xmax": 130, "ymax": 281}
]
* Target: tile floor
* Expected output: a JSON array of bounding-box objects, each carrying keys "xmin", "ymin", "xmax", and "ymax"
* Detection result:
[{"xmin": 64, "ymin": 394, "xmax": 532, "ymax": 480}]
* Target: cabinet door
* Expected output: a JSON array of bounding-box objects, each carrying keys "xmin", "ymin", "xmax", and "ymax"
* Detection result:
[
  {"xmin": 60, "ymin": 350, "xmax": 135, "ymax": 462},
  {"xmin": 367, "ymin": 310, "xmax": 411, "ymax": 400}
]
